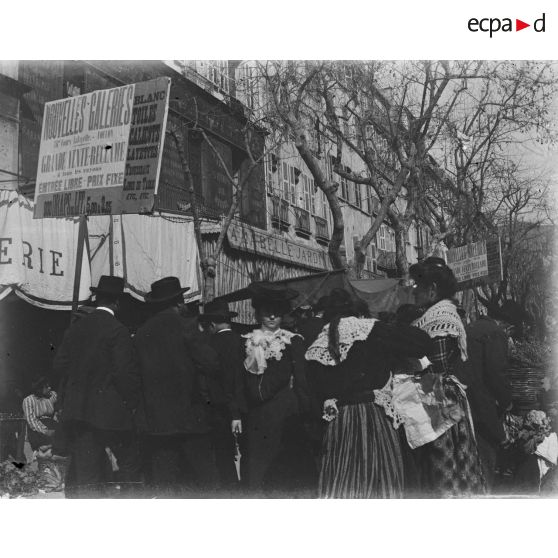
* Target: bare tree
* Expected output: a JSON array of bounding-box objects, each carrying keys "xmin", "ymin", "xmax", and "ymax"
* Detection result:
[
  {"xmin": 257, "ymin": 61, "xmax": 346, "ymax": 269},
  {"xmin": 476, "ymin": 166, "xmax": 553, "ymax": 317},
  {"xmin": 252, "ymin": 60, "xmax": 557, "ymax": 284},
  {"xmin": 427, "ymin": 61, "xmax": 557, "ymax": 248},
  {"xmin": 317, "ymin": 60, "xmax": 474, "ymax": 276},
  {"xmin": 259, "ymin": 61, "xmax": 485, "ymax": 276},
  {"xmin": 167, "ymin": 99, "xmax": 273, "ymax": 302}
]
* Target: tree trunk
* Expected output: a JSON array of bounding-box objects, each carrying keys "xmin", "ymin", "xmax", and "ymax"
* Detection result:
[
  {"xmin": 203, "ymin": 256, "xmax": 217, "ymax": 303},
  {"xmin": 323, "ymin": 182, "xmax": 345, "ymax": 269},
  {"xmin": 167, "ymin": 126, "xmax": 212, "ymax": 302},
  {"xmin": 290, "ymin": 120, "xmax": 345, "ymax": 269},
  {"xmin": 394, "ymin": 223, "xmax": 410, "ymax": 277}
]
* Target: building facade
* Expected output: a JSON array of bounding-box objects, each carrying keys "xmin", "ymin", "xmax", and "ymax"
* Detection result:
[{"xmin": 1, "ymin": 60, "xmax": 433, "ymax": 321}]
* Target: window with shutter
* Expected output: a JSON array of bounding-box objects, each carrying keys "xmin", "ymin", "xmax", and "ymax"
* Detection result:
[{"xmin": 354, "ymin": 182, "xmax": 362, "ymax": 209}]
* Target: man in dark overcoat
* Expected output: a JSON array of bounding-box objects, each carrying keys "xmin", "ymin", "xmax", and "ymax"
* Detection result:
[
  {"xmin": 454, "ymin": 307, "xmax": 513, "ymax": 491},
  {"xmin": 54, "ymin": 275, "xmax": 142, "ymax": 498},
  {"xmin": 198, "ymin": 299, "xmax": 246, "ymax": 490},
  {"xmin": 134, "ymin": 277, "xmax": 220, "ymax": 496}
]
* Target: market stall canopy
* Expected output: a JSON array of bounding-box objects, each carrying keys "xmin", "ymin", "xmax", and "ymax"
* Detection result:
[
  {"xmin": 215, "ymin": 270, "xmax": 415, "ymax": 317},
  {"xmin": 350, "ymin": 278, "xmax": 415, "ymax": 315},
  {"xmin": 0, "ymin": 189, "xmax": 200, "ymax": 310},
  {"xmin": 215, "ymin": 269, "xmax": 347, "ymax": 308}
]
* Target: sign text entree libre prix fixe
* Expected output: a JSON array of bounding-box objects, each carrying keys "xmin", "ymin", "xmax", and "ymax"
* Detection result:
[{"xmin": 33, "ymin": 78, "xmax": 170, "ymax": 218}]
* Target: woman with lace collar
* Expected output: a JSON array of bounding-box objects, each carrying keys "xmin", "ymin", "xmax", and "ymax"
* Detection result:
[
  {"xmin": 242, "ymin": 282, "xmax": 316, "ymax": 495},
  {"xmin": 305, "ymin": 288, "xmax": 433, "ymax": 498},
  {"xmin": 409, "ymin": 257, "xmax": 486, "ymax": 497}
]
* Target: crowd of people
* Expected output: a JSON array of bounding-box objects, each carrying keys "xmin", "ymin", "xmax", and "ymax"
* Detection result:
[{"xmin": 23, "ymin": 256, "xmax": 549, "ymax": 498}]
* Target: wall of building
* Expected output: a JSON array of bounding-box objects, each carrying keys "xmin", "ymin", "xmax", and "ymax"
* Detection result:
[{"xmin": 0, "ymin": 61, "xmax": 20, "ymax": 191}]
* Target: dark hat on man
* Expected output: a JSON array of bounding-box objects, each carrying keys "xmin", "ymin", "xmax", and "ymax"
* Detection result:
[
  {"xmin": 199, "ymin": 299, "xmax": 238, "ymax": 322},
  {"xmin": 145, "ymin": 276, "xmax": 190, "ymax": 304},
  {"xmin": 90, "ymin": 275, "xmax": 125, "ymax": 297}
]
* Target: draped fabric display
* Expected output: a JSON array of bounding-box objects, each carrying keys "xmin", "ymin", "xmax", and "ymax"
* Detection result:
[
  {"xmin": 87, "ymin": 213, "xmax": 200, "ymax": 301},
  {"xmin": 0, "ymin": 190, "xmax": 90, "ymax": 309},
  {"xmin": 0, "ymin": 189, "xmax": 200, "ymax": 309}
]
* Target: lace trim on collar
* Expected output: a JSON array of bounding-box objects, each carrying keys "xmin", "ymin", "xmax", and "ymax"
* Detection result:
[
  {"xmin": 242, "ymin": 328, "xmax": 300, "ymax": 375},
  {"xmin": 412, "ymin": 299, "xmax": 468, "ymax": 361},
  {"xmin": 305, "ymin": 316, "xmax": 377, "ymax": 366}
]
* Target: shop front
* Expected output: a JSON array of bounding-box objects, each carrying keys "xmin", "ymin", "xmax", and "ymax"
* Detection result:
[{"xmin": 202, "ymin": 219, "xmax": 332, "ymax": 323}]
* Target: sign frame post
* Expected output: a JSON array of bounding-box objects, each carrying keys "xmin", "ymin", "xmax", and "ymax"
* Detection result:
[{"xmin": 71, "ymin": 214, "xmax": 88, "ymax": 314}]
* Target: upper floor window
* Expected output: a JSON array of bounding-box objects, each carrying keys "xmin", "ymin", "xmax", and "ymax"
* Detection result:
[
  {"xmin": 236, "ymin": 62, "xmax": 258, "ymax": 110},
  {"xmin": 203, "ymin": 61, "xmax": 231, "ymax": 94},
  {"xmin": 265, "ymin": 152, "xmax": 278, "ymax": 195},
  {"xmin": 301, "ymin": 174, "xmax": 316, "ymax": 214},
  {"xmin": 377, "ymin": 225, "xmax": 386, "ymax": 251},
  {"xmin": 354, "ymin": 182, "xmax": 362, "ymax": 209},
  {"xmin": 339, "ymin": 173, "xmax": 349, "ymax": 201},
  {"xmin": 281, "ymin": 161, "xmax": 297, "ymax": 205},
  {"xmin": 319, "ymin": 189, "xmax": 329, "ymax": 220}
]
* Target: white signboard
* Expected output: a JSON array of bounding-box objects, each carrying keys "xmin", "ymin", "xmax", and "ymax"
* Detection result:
[
  {"xmin": 34, "ymin": 83, "xmax": 135, "ymax": 218},
  {"xmin": 446, "ymin": 240, "xmax": 489, "ymax": 283},
  {"xmin": 33, "ymin": 78, "xmax": 170, "ymax": 218}
]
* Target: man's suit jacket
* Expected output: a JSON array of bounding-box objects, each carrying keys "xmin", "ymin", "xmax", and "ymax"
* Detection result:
[
  {"xmin": 134, "ymin": 309, "xmax": 219, "ymax": 435},
  {"xmin": 54, "ymin": 309, "xmax": 140, "ymax": 431},
  {"xmin": 207, "ymin": 329, "xmax": 246, "ymax": 421}
]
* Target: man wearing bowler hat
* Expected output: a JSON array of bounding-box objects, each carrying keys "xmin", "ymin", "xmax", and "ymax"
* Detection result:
[
  {"xmin": 134, "ymin": 276, "xmax": 220, "ymax": 495},
  {"xmin": 198, "ymin": 299, "xmax": 246, "ymax": 489},
  {"xmin": 54, "ymin": 275, "xmax": 142, "ymax": 498}
]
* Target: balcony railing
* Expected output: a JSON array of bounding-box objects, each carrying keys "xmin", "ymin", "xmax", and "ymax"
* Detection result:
[
  {"xmin": 157, "ymin": 183, "xmax": 224, "ymax": 219},
  {"xmin": 270, "ymin": 195, "xmax": 290, "ymax": 231},
  {"xmin": 156, "ymin": 183, "xmax": 191, "ymax": 213},
  {"xmin": 314, "ymin": 215, "xmax": 329, "ymax": 245},
  {"xmin": 294, "ymin": 207, "xmax": 311, "ymax": 238}
]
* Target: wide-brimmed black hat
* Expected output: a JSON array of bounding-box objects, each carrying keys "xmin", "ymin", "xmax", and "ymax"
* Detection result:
[
  {"xmin": 90, "ymin": 275, "xmax": 125, "ymax": 297},
  {"xmin": 247, "ymin": 281, "xmax": 298, "ymax": 302},
  {"xmin": 199, "ymin": 299, "xmax": 238, "ymax": 321},
  {"xmin": 145, "ymin": 276, "xmax": 190, "ymax": 304}
]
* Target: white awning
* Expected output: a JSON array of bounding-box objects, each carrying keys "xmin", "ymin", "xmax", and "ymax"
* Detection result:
[{"xmin": 0, "ymin": 189, "xmax": 200, "ymax": 310}]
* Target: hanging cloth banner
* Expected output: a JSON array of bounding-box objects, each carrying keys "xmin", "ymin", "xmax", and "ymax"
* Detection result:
[
  {"xmin": 87, "ymin": 213, "xmax": 200, "ymax": 301},
  {"xmin": 0, "ymin": 189, "xmax": 91, "ymax": 309},
  {"xmin": 0, "ymin": 189, "xmax": 200, "ymax": 308}
]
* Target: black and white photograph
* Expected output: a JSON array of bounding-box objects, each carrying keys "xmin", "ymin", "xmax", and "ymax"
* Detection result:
[
  {"xmin": 0, "ymin": 2, "xmax": 557, "ymax": 556},
  {"xmin": 1, "ymin": 58, "xmax": 557, "ymax": 500}
]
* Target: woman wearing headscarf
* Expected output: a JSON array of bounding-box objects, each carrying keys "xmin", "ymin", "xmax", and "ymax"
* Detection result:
[
  {"xmin": 409, "ymin": 257, "xmax": 486, "ymax": 496},
  {"xmin": 305, "ymin": 288, "xmax": 434, "ymax": 498},
  {"xmin": 242, "ymin": 282, "xmax": 316, "ymax": 494}
]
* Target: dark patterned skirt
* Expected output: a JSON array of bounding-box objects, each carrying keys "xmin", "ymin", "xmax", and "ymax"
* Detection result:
[
  {"xmin": 415, "ymin": 381, "xmax": 486, "ymax": 498},
  {"xmin": 319, "ymin": 401, "xmax": 404, "ymax": 498}
]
